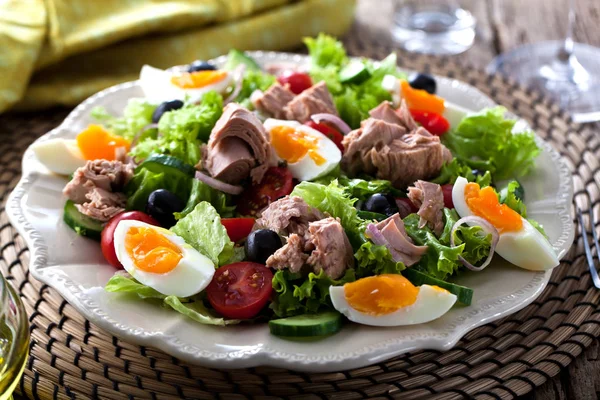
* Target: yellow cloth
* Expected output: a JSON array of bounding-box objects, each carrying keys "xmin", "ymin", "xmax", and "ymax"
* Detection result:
[{"xmin": 0, "ymin": 0, "xmax": 356, "ymax": 113}]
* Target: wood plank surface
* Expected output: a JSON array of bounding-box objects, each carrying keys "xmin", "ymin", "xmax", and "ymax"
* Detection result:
[{"xmin": 354, "ymin": 0, "xmax": 600, "ymax": 399}]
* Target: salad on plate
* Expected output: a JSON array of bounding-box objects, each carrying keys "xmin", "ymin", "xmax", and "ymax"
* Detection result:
[{"xmin": 32, "ymin": 34, "xmax": 559, "ymax": 339}]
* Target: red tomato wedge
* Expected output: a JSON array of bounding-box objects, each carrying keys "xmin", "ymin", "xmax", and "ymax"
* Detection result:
[
  {"xmin": 442, "ymin": 184, "xmax": 454, "ymax": 209},
  {"xmin": 304, "ymin": 120, "xmax": 345, "ymax": 153},
  {"xmin": 276, "ymin": 71, "xmax": 313, "ymax": 94},
  {"xmin": 237, "ymin": 167, "xmax": 294, "ymax": 217},
  {"xmin": 221, "ymin": 218, "xmax": 255, "ymax": 242},
  {"xmin": 206, "ymin": 262, "xmax": 274, "ymax": 319},
  {"xmin": 409, "ymin": 109, "xmax": 450, "ymax": 136},
  {"xmin": 101, "ymin": 211, "xmax": 160, "ymax": 269}
]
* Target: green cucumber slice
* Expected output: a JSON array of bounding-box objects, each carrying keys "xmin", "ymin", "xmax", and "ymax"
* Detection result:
[
  {"xmin": 403, "ymin": 268, "xmax": 473, "ymax": 305},
  {"xmin": 269, "ymin": 311, "xmax": 342, "ymax": 338},
  {"xmin": 63, "ymin": 200, "xmax": 104, "ymax": 240},
  {"xmin": 138, "ymin": 154, "xmax": 195, "ymax": 176},
  {"xmin": 339, "ymin": 61, "xmax": 371, "ymax": 84}
]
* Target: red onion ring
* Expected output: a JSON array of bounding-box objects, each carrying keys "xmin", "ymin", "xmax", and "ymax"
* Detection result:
[
  {"xmin": 131, "ymin": 123, "xmax": 158, "ymax": 148},
  {"xmin": 365, "ymin": 223, "xmax": 405, "ymax": 263},
  {"xmin": 450, "ymin": 216, "xmax": 499, "ymax": 271},
  {"xmin": 311, "ymin": 113, "xmax": 352, "ymax": 135},
  {"xmin": 224, "ymin": 65, "xmax": 246, "ymax": 105},
  {"xmin": 195, "ymin": 171, "xmax": 243, "ymax": 195}
]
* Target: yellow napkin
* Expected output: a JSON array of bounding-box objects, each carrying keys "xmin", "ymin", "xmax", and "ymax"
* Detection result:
[{"xmin": 0, "ymin": 0, "xmax": 356, "ymax": 113}]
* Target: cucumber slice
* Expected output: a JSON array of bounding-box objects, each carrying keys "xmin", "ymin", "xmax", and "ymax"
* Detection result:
[
  {"xmin": 63, "ymin": 200, "xmax": 104, "ymax": 240},
  {"xmin": 269, "ymin": 311, "xmax": 342, "ymax": 338},
  {"xmin": 403, "ymin": 269, "xmax": 473, "ymax": 305},
  {"xmin": 339, "ymin": 61, "xmax": 371, "ymax": 84},
  {"xmin": 138, "ymin": 154, "xmax": 195, "ymax": 177},
  {"xmin": 224, "ymin": 49, "xmax": 261, "ymax": 72}
]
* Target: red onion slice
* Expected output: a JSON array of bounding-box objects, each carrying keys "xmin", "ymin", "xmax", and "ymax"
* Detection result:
[
  {"xmin": 195, "ymin": 171, "xmax": 243, "ymax": 195},
  {"xmin": 311, "ymin": 113, "xmax": 352, "ymax": 135},
  {"xmin": 224, "ymin": 65, "xmax": 246, "ymax": 105},
  {"xmin": 131, "ymin": 123, "xmax": 158, "ymax": 148},
  {"xmin": 365, "ymin": 223, "xmax": 406, "ymax": 263},
  {"xmin": 450, "ymin": 216, "xmax": 499, "ymax": 271}
]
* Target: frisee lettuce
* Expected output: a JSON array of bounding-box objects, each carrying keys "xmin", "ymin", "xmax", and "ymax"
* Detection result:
[
  {"xmin": 91, "ymin": 98, "xmax": 156, "ymax": 140},
  {"xmin": 443, "ymin": 107, "xmax": 540, "ymax": 181}
]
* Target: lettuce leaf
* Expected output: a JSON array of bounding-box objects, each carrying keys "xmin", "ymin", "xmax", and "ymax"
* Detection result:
[
  {"xmin": 354, "ymin": 241, "xmax": 405, "ymax": 278},
  {"xmin": 304, "ymin": 33, "xmax": 348, "ymax": 69},
  {"xmin": 91, "ymin": 98, "xmax": 156, "ymax": 140},
  {"xmin": 234, "ymin": 70, "xmax": 276, "ymax": 109},
  {"xmin": 432, "ymin": 158, "xmax": 492, "ymax": 187},
  {"xmin": 336, "ymin": 176, "xmax": 403, "ymax": 200},
  {"xmin": 125, "ymin": 166, "xmax": 192, "ymax": 211},
  {"xmin": 290, "ymin": 180, "xmax": 365, "ymax": 248},
  {"xmin": 170, "ymin": 202, "xmax": 234, "ymax": 266},
  {"xmin": 443, "ymin": 107, "xmax": 540, "ymax": 181},
  {"xmin": 105, "ymin": 274, "xmax": 238, "ymax": 326},
  {"xmin": 271, "ymin": 269, "xmax": 356, "ymax": 317},
  {"xmin": 499, "ymin": 180, "xmax": 527, "ymax": 217},
  {"xmin": 175, "ymin": 179, "xmax": 235, "ymax": 220}
]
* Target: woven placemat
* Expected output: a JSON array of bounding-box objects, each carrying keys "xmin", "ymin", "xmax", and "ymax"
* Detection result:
[{"xmin": 2, "ymin": 29, "xmax": 600, "ymax": 400}]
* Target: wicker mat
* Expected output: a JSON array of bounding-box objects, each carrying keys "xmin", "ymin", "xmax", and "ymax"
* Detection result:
[{"xmin": 1, "ymin": 32, "xmax": 600, "ymax": 400}]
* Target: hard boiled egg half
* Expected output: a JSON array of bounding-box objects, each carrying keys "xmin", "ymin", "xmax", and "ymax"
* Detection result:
[
  {"xmin": 264, "ymin": 119, "xmax": 341, "ymax": 181},
  {"xmin": 452, "ymin": 177, "xmax": 559, "ymax": 271},
  {"xmin": 330, "ymin": 274, "xmax": 457, "ymax": 326},
  {"xmin": 114, "ymin": 220, "xmax": 215, "ymax": 297},
  {"xmin": 140, "ymin": 65, "xmax": 232, "ymax": 104},
  {"xmin": 32, "ymin": 124, "xmax": 130, "ymax": 175}
]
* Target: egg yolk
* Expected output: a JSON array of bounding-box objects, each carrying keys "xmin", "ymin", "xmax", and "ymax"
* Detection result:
[
  {"xmin": 464, "ymin": 182, "xmax": 523, "ymax": 232},
  {"xmin": 125, "ymin": 227, "xmax": 183, "ymax": 274},
  {"xmin": 170, "ymin": 70, "xmax": 227, "ymax": 89},
  {"xmin": 344, "ymin": 274, "xmax": 419, "ymax": 316},
  {"xmin": 76, "ymin": 124, "xmax": 130, "ymax": 161},
  {"xmin": 400, "ymin": 80, "xmax": 445, "ymax": 114},
  {"xmin": 271, "ymin": 125, "xmax": 326, "ymax": 165}
]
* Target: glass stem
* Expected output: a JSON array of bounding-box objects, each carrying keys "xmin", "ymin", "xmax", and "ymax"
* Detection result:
[{"xmin": 558, "ymin": 0, "xmax": 576, "ymax": 61}]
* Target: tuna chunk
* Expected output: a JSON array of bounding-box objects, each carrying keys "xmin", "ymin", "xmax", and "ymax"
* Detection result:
[
  {"xmin": 284, "ymin": 82, "xmax": 338, "ymax": 123},
  {"xmin": 341, "ymin": 101, "xmax": 452, "ymax": 188},
  {"xmin": 63, "ymin": 159, "xmax": 133, "ymax": 222},
  {"xmin": 204, "ymin": 103, "xmax": 273, "ymax": 185},
  {"xmin": 305, "ymin": 217, "xmax": 354, "ymax": 279},
  {"xmin": 252, "ymin": 83, "xmax": 295, "ymax": 119},
  {"xmin": 369, "ymin": 101, "xmax": 406, "ymax": 126},
  {"xmin": 254, "ymin": 196, "xmax": 324, "ymax": 237},
  {"xmin": 266, "ymin": 233, "xmax": 308, "ymax": 273},
  {"xmin": 372, "ymin": 214, "xmax": 428, "ymax": 266},
  {"xmin": 75, "ymin": 188, "xmax": 127, "ymax": 222},
  {"xmin": 408, "ymin": 180, "xmax": 445, "ymax": 236}
]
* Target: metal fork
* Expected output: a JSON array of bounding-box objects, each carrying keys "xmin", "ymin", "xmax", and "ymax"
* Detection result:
[{"xmin": 576, "ymin": 206, "xmax": 600, "ymax": 289}]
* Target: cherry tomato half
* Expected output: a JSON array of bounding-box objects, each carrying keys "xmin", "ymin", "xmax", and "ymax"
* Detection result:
[
  {"xmin": 409, "ymin": 109, "xmax": 450, "ymax": 136},
  {"xmin": 221, "ymin": 218, "xmax": 255, "ymax": 242},
  {"xmin": 237, "ymin": 167, "xmax": 294, "ymax": 217},
  {"xmin": 277, "ymin": 71, "xmax": 313, "ymax": 94},
  {"xmin": 206, "ymin": 262, "xmax": 274, "ymax": 319},
  {"xmin": 304, "ymin": 120, "xmax": 345, "ymax": 153},
  {"xmin": 442, "ymin": 184, "xmax": 454, "ymax": 209},
  {"xmin": 101, "ymin": 211, "xmax": 160, "ymax": 269}
]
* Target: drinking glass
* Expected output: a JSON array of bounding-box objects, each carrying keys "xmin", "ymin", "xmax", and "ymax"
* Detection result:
[
  {"xmin": 0, "ymin": 273, "xmax": 29, "ymax": 400},
  {"xmin": 391, "ymin": 0, "xmax": 476, "ymax": 55},
  {"xmin": 487, "ymin": 0, "xmax": 600, "ymax": 123}
]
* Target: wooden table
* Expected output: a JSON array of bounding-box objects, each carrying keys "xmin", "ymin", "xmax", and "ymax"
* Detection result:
[{"xmin": 355, "ymin": 0, "xmax": 600, "ymax": 399}]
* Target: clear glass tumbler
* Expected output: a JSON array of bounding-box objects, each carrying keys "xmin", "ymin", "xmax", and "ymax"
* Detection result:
[
  {"xmin": 392, "ymin": 0, "xmax": 476, "ymax": 55},
  {"xmin": 0, "ymin": 273, "xmax": 29, "ymax": 400}
]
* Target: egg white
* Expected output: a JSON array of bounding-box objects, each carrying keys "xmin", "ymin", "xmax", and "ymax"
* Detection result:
[
  {"xmin": 32, "ymin": 138, "xmax": 86, "ymax": 175},
  {"xmin": 263, "ymin": 119, "xmax": 342, "ymax": 181},
  {"xmin": 452, "ymin": 177, "xmax": 559, "ymax": 271},
  {"xmin": 330, "ymin": 284, "xmax": 457, "ymax": 327},
  {"xmin": 113, "ymin": 220, "xmax": 215, "ymax": 297},
  {"xmin": 139, "ymin": 65, "xmax": 232, "ymax": 104}
]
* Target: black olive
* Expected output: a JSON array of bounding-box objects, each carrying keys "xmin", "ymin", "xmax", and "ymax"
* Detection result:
[
  {"xmin": 152, "ymin": 100, "xmax": 184, "ymax": 123},
  {"xmin": 187, "ymin": 60, "xmax": 217, "ymax": 72},
  {"xmin": 245, "ymin": 229, "xmax": 283, "ymax": 265},
  {"xmin": 146, "ymin": 189, "xmax": 185, "ymax": 228},
  {"xmin": 363, "ymin": 193, "xmax": 399, "ymax": 217},
  {"xmin": 408, "ymin": 73, "xmax": 437, "ymax": 94}
]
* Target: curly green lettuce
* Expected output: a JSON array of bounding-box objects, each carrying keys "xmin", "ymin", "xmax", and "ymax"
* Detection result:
[
  {"xmin": 91, "ymin": 98, "xmax": 156, "ymax": 140},
  {"xmin": 432, "ymin": 158, "xmax": 492, "ymax": 187}
]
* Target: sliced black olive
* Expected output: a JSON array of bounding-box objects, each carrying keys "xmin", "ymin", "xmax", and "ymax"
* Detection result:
[
  {"xmin": 363, "ymin": 193, "xmax": 399, "ymax": 217},
  {"xmin": 152, "ymin": 100, "xmax": 184, "ymax": 123},
  {"xmin": 146, "ymin": 189, "xmax": 185, "ymax": 228},
  {"xmin": 187, "ymin": 60, "xmax": 217, "ymax": 72},
  {"xmin": 245, "ymin": 229, "xmax": 283, "ymax": 265},
  {"xmin": 408, "ymin": 73, "xmax": 437, "ymax": 94}
]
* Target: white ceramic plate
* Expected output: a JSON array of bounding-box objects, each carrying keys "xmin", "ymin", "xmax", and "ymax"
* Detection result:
[{"xmin": 7, "ymin": 52, "xmax": 574, "ymax": 372}]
